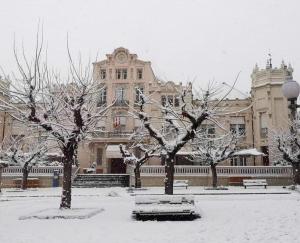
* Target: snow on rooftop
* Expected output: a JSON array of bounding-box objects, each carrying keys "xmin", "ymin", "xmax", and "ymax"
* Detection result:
[{"xmin": 233, "ymin": 148, "xmax": 265, "ymax": 156}]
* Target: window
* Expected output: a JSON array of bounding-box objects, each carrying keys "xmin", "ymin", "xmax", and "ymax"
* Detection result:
[
  {"xmin": 167, "ymin": 95, "xmax": 173, "ymax": 106},
  {"xmin": 98, "ymin": 88, "xmax": 107, "ymax": 106},
  {"xmin": 113, "ymin": 116, "xmax": 126, "ymax": 130},
  {"xmin": 231, "ymin": 157, "xmax": 247, "ymax": 166},
  {"xmin": 260, "ymin": 113, "xmax": 268, "ymax": 138},
  {"xmin": 230, "ymin": 124, "xmax": 245, "ymax": 135},
  {"xmin": 116, "ymin": 69, "xmax": 127, "ymax": 79},
  {"xmin": 161, "ymin": 95, "xmax": 166, "ymax": 106},
  {"xmin": 100, "ymin": 69, "xmax": 106, "ymax": 79},
  {"xmin": 96, "ymin": 148, "xmax": 103, "ymax": 166},
  {"xmin": 230, "ymin": 117, "xmax": 245, "ymax": 136},
  {"xmin": 174, "ymin": 96, "xmax": 180, "ymax": 107},
  {"xmin": 122, "ymin": 69, "xmax": 127, "ymax": 79},
  {"xmin": 115, "ymin": 87, "xmax": 125, "ymax": 101},
  {"xmin": 137, "ymin": 69, "xmax": 143, "ymax": 79},
  {"xmin": 200, "ymin": 124, "xmax": 215, "ymax": 136},
  {"xmin": 135, "ymin": 87, "xmax": 144, "ymax": 103},
  {"xmin": 116, "ymin": 69, "xmax": 122, "ymax": 79}
]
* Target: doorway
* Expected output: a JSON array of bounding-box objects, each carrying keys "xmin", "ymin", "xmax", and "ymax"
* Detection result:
[
  {"xmin": 110, "ymin": 158, "xmax": 126, "ymax": 174},
  {"xmin": 261, "ymin": 146, "xmax": 269, "ymax": 166}
]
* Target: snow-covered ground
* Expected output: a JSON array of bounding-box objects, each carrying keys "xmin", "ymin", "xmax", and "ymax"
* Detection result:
[{"xmin": 0, "ymin": 186, "xmax": 299, "ymax": 243}]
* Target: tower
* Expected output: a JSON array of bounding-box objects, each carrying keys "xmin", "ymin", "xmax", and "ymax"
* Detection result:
[{"xmin": 251, "ymin": 57, "xmax": 293, "ymax": 165}]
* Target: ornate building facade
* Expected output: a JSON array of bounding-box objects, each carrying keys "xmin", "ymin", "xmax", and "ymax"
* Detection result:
[{"xmin": 0, "ymin": 48, "xmax": 294, "ymax": 173}]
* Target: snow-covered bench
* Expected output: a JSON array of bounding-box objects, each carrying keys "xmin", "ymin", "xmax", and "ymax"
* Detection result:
[
  {"xmin": 173, "ymin": 180, "xmax": 188, "ymax": 189},
  {"xmin": 243, "ymin": 179, "xmax": 268, "ymax": 189},
  {"xmin": 132, "ymin": 195, "xmax": 198, "ymax": 220}
]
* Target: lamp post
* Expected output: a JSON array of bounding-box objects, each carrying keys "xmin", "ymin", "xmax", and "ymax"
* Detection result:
[
  {"xmin": 282, "ymin": 79, "xmax": 300, "ymax": 129},
  {"xmin": 282, "ymin": 79, "xmax": 300, "ymax": 186}
]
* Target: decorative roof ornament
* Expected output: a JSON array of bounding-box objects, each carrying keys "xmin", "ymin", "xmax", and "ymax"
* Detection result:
[
  {"xmin": 281, "ymin": 60, "xmax": 287, "ymax": 69},
  {"xmin": 253, "ymin": 63, "xmax": 259, "ymax": 72},
  {"xmin": 266, "ymin": 53, "xmax": 272, "ymax": 69}
]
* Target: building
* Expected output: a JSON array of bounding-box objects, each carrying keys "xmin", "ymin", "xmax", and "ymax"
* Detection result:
[
  {"xmin": 77, "ymin": 47, "xmax": 191, "ymax": 173},
  {"xmin": 0, "ymin": 48, "xmax": 294, "ymax": 173}
]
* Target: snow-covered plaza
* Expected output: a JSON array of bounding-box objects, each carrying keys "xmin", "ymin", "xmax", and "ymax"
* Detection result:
[{"xmin": 0, "ymin": 187, "xmax": 299, "ymax": 243}]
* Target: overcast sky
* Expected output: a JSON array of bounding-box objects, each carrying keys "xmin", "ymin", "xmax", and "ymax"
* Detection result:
[{"xmin": 0, "ymin": 0, "xmax": 299, "ymax": 94}]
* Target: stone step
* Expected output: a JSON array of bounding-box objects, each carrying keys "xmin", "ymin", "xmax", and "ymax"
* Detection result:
[{"xmin": 72, "ymin": 174, "xmax": 129, "ymax": 188}]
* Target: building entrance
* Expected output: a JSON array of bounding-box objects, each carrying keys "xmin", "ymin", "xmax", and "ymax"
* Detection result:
[{"xmin": 110, "ymin": 158, "xmax": 126, "ymax": 174}]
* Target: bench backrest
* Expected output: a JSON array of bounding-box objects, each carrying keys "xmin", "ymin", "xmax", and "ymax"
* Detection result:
[
  {"xmin": 135, "ymin": 195, "xmax": 194, "ymax": 205},
  {"xmin": 243, "ymin": 179, "xmax": 267, "ymax": 185},
  {"xmin": 174, "ymin": 180, "xmax": 188, "ymax": 184}
]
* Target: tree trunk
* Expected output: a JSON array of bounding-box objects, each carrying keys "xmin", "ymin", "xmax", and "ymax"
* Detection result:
[
  {"xmin": 60, "ymin": 158, "xmax": 73, "ymax": 209},
  {"xmin": 0, "ymin": 169, "xmax": 2, "ymax": 193},
  {"xmin": 134, "ymin": 164, "xmax": 142, "ymax": 188},
  {"xmin": 211, "ymin": 164, "xmax": 218, "ymax": 188},
  {"xmin": 21, "ymin": 166, "xmax": 29, "ymax": 190},
  {"xmin": 292, "ymin": 163, "xmax": 300, "ymax": 185},
  {"xmin": 165, "ymin": 155, "xmax": 175, "ymax": 195}
]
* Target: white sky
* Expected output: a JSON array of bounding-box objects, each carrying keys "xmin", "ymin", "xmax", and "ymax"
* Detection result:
[{"xmin": 0, "ymin": 0, "xmax": 299, "ymax": 94}]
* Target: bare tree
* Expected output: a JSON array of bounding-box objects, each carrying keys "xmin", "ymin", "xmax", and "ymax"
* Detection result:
[
  {"xmin": 1, "ymin": 135, "xmax": 47, "ymax": 190},
  {"xmin": 135, "ymin": 87, "xmax": 215, "ymax": 194},
  {"xmin": 119, "ymin": 143, "xmax": 158, "ymax": 188},
  {"xmin": 0, "ymin": 34, "xmax": 109, "ymax": 208},
  {"xmin": 274, "ymin": 125, "xmax": 300, "ymax": 185},
  {"xmin": 133, "ymin": 78, "xmax": 241, "ymax": 194},
  {"xmin": 190, "ymin": 132, "xmax": 239, "ymax": 188}
]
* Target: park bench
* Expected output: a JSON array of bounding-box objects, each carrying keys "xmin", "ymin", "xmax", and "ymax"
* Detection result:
[
  {"xmin": 173, "ymin": 180, "xmax": 188, "ymax": 189},
  {"xmin": 243, "ymin": 179, "xmax": 268, "ymax": 189},
  {"xmin": 132, "ymin": 195, "xmax": 198, "ymax": 220},
  {"xmin": 13, "ymin": 178, "xmax": 40, "ymax": 188}
]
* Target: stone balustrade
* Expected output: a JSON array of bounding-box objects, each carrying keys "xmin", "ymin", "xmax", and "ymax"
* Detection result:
[
  {"xmin": 138, "ymin": 165, "xmax": 292, "ymax": 177},
  {"xmin": 2, "ymin": 166, "xmax": 77, "ymax": 176}
]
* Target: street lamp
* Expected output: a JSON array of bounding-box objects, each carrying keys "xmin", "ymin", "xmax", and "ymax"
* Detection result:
[
  {"xmin": 282, "ymin": 79, "xmax": 300, "ymax": 186},
  {"xmin": 282, "ymin": 79, "xmax": 300, "ymax": 121}
]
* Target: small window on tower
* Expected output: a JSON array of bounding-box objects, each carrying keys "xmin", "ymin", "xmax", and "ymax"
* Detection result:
[
  {"xmin": 161, "ymin": 95, "xmax": 166, "ymax": 106},
  {"xmin": 137, "ymin": 69, "xmax": 143, "ymax": 79},
  {"xmin": 167, "ymin": 95, "xmax": 173, "ymax": 106},
  {"xmin": 100, "ymin": 69, "xmax": 106, "ymax": 79},
  {"xmin": 174, "ymin": 96, "xmax": 180, "ymax": 107}
]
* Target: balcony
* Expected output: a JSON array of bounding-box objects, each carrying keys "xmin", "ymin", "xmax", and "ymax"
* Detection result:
[
  {"xmin": 113, "ymin": 100, "xmax": 129, "ymax": 107},
  {"xmin": 90, "ymin": 130, "xmax": 134, "ymax": 138}
]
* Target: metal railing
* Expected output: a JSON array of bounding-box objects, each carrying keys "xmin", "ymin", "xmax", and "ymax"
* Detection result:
[
  {"xmin": 90, "ymin": 130, "xmax": 134, "ymax": 138},
  {"xmin": 139, "ymin": 165, "xmax": 292, "ymax": 177},
  {"xmin": 113, "ymin": 100, "xmax": 129, "ymax": 107}
]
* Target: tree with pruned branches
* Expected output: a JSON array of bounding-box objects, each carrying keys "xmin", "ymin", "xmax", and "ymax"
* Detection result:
[
  {"xmin": 0, "ymin": 134, "xmax": 48, "ymax": 190},
  {"xmin": 272, "ymin": 124, "xmax": 300, "ymax": 185},
  {"xmin": 132, "ymin": 79, "xmax": 240, "ymax": 194},
  {"xmin": 0, "ymin": 34, "xmax": 110, "ymax": 208},
  {"xmin": 119, "ymin": 142, "xmax": 158, "ymax": 188},
  {"xmin": 189, "ymin": 132, "xmax": 240, "ymax": 188}
]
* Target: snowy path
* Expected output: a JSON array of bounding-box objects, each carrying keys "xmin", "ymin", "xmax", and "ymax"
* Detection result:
[{"xmin": 0, "ymin": 187, "xmax": 299, "ymax": 243}]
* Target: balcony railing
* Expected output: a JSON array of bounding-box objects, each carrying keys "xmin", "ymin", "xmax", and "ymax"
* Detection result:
[
  {"xmin": 137, "ymin": 165, "xmax": 292, "ymax": 177},
  {"xmin": 90, "ymin": 130, "xmax": 134, "ymax": 138},
  {"xmin": 113, "ymin": 100, "xmax": 129, "ymax": 107}
]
